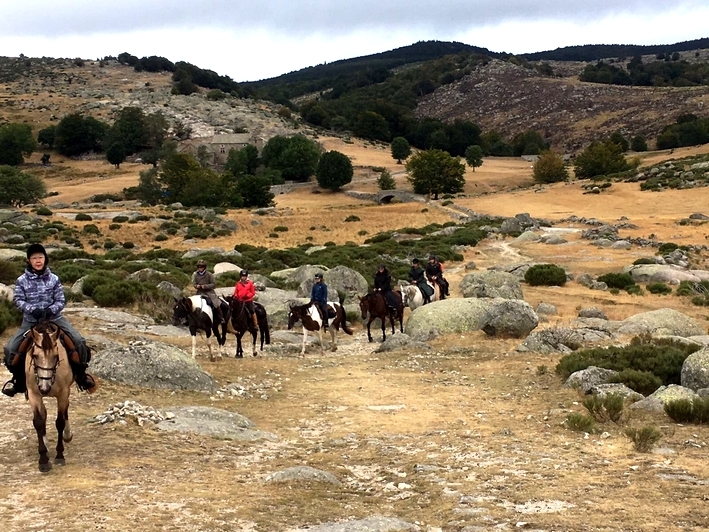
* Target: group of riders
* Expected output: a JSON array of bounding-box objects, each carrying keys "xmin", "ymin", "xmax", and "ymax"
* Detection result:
[{"xmin": 2, "ymin": 245, "xmax": 449, "ymax": 397}]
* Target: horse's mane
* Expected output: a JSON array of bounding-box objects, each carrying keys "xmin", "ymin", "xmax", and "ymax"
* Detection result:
[{"xmin": 33, "ymin": 322, "xmax": 58, "ymax": 351}]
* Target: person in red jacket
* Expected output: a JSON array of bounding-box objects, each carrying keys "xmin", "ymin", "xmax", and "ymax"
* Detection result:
[{"xmin": 233, "ymin": 270, "xmax": 258, "ymax": 329}]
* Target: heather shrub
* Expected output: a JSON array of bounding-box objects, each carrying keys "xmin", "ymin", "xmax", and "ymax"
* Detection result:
[
  {"xmin": 565, "ymin": 413, "xmax": 596, "ymax": 433},
  {"xmin": 524, "ymin": 264, "xmax": 567, "ymax": 286},
  {"xmin": 624, "ymin": 426, "xmax": 662, "ymax": 453},
  {"xmin": 597, "ymin": 272, "xmax": 635, "ymax": 290}
]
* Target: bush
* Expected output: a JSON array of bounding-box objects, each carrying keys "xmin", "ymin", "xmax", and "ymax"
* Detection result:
[
  {"xmin": 273, "ymin": 226, "xmax": 289, "ymax": 232},
  {"xmin": 52, "ymin": 263, "xmax": 92, "ymax": 284},
  {"xmin": 596, "ymin": 272, "xmax": 635, "ymax": 290},
  {"xmin": 92, "ymin": 280, "xmax": 140, "ymax": 307},
  {"xmin": 625, "ymin": 284, "xmax": 644, "ymax": 296},
  {"xmin": 609, "ymin": 369, "xmax": 662, "ymax": 396},
  {"xmin": 633, "ymin": 257, "xmax": 656, "ymax": 265},
  {"xmin": 565, "ymin": 413, "xmax": 596, "ymax": 433},
  {"xmin": 646, "ymin": 282, "xmax": 672, "ymax": 295},
  {"xmin": 664, "ymin": 397, "xmax": 709, "ymax": 424},
  {"xmin": 658, "ymin": 242, "xmax": 679, "ymax": 254},
  {"xmin": 112, "ymin": 215, "xmax": 129, "ymax": 223},
  {"xmin": 582, "ymin": 394, "xmax": 624, "ymax": 423},
  {"xmin": 624, "ymin": 426, "xmax": 662, "ymax": 453},
  {"xmin": 524, "ymin": 264, "xmax": 567, "ymax": 286},
  {"xmin": 154, "ymin": 234, "xmax": 168, "ymax": 242},
  {"xmin": 36, "ymin": 206, "xmax": 52, "ymax": 216},
  {"xmin": 533, "ymin": 150, "xmax": 569, "ymax": 183},
  {"xmin": 0, "ymin": 260, "xmax": 24, "ymax": 285},
  {"xmin": 108, "ymin": 223, "xmax": 122, "ymax": 230},
  {"xmin": 82, "ymin": 224, "xmax": 101, "ymax": 235},
  {"xmin": 122, "ymin": 242, "xmax": 135, "ymax": 249},
  {"xmin": 344, "ymin": 215, "xmax": 360, "ymax": 222},
  {"xmin": 75, "ymin": 213, "xmax": 93, "ymax": 221},
  {"xmin": 103, "ymin": 241, "xmax": 117, "ymax": 250},
  {"xmin": 0, "ymin": 298, "xmax": 22, "ymax": 335}
]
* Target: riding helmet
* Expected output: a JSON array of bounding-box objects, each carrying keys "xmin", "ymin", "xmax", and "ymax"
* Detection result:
[
  {"xmin": 240, "ymin": 269, "xmax": 248, "ymax": 276},
  {"xmin": 196, "ymin": 259, "xmax": 207, "ymax": 267},
  {"xmin": 412, "ymin": 258, "xmax": 420, "ymax": 264},
  {"xmin": 26, "ymin": 243, "xmax": 48, "ymax": 264},
  {"xmin": 314, "ymin": 272, "xmax": 323, "ymax": 279},
  {"xmin": 428, "ymin": 255, "xmax": 436, "ymax": 261},
  {"xmin": 378, "ymin": 263, "xmax": 386, "ymax": 269}
]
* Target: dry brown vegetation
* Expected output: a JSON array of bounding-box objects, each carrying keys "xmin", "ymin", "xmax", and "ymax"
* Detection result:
[{"xmin": 2, "ymin": 61, "xmax": 709, "ymax": 532}]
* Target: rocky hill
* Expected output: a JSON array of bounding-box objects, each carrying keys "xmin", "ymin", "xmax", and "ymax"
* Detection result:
[{"xmin": 416, "ymin": 57, "xmax": 709, "ymax": 152}]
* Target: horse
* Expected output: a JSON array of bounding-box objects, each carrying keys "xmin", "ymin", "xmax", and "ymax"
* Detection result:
[
  {"xmin": 358, "ymin": 291, "xmax": 404, "ymax": 342},
  {"xmin": 224, "ymin": 296, "xmax": 270, "ymax": 358},
  {"xmin": 24, "ymin": 321, "xmax": 75, "ymax": 472},
  {"xmin": 287, "ymin": 301, "xmax": 353, "ymax": 355},
  {"xmin": 400, "ymin": 280, "xmax": 439, "ymax": 311},
  {"xmin": 172, "ymin": 295, "xmax": 227, "ymax": 361}
]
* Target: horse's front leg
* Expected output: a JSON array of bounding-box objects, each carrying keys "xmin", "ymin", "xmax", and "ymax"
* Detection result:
[
  {"xmin": 300, "ymin": 327, "xmax": 307, "ymax": 356},
  {"xmin": 206, "ymin": 333, "xmax": 214, "ymax": 362},
  {"xmin": 235, "ymin": 333, "xmax": 243, "ymax": 358},
  {"xmin": 330, "ymin": 327, "xmax": 337, "ymax": 352},
  {"xmin": 55, "ymin": 393, "xmax": 70, "ymax": 465},
  {"xmin": 251, "ymin": 330, "xmax": 258, "ymax": 357},
  {"xmin": 190, "ymin": 333, "xmax": 197, "ymax": 359},
  {"xmin": 366, "ymin": 318, "xmax": 374, "ymax": 342},
  {"xmin": 31, "ymin": 402, "xmax": 51, "ymax": 472},
  {"xmin": 380, "ymin": 316, "xmax": 387, "ymax": 342}
]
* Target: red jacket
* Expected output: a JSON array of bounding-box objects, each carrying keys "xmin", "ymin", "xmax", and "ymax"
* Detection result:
[{"xmin": 234, "ymin": 279, "xmax": 255, "ymax": 302}]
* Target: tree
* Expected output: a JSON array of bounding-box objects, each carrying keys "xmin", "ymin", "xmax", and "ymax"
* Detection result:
[
  {"xmin": 354, "ymin": 111, "xmax": 390, "ymax": 141},
  {"xmin": 128, "ymin": 167, "xmax": 163, "ymax": 205},
  {"xmin": 630, "ymin": 135, "xmax": 648, "ymax": 152},
  {"xmin": 512, "ymin": 130, "xmax": 549, "ymax": 157},
  {"xmin": 54, "ymin": 113, "xmax": 109, "ymax": 156},
  {"xmin": 391, "ymin": 137, "xmax": 411, "ymax": 163},
  {"xmin": 377, "ymin": 169, "xmax": 396, "ymax": 190},
  {"xmin": 225, "ymin": 145, "xmax": 259, "ymax": 176},
  {"xmin": 0, "ymin": 165, "xmax": 46, "ymax": 206},
  {"xmin": 0, "ymin": 123, "xmax": 37, "ymax": 165},
  {"xmin": 261, "ymin": 135, "xmax": 321, "ymax": 182},
  {"xmin": 405, "ymin": 149, "xmax": 466, "ymax": 200},
  {"xmin": 609, "ymin": 130, "xmax": 630, "ymax": 152},
  {"xmin": 533, "ymin": 151, "xmax": 569, "ymax": 183},
  {"xmin": 37, "ymin": 126, "xmax": 56, "ymax": 148},
  {"xmin": 316, "ymin": 150, "xmax": 353, "ymax": 191},
  {"xmin": 481, "ymin": 130, "xmax": 513, "ymax": 156},
  {"xmin": 464, "ymin": 145, "xmax": 484, "ymax": 171},
  {"xmin": 107, "ymin": 106, "xmax": 147, "ymax": 155},
  {"xmin": 144, "ymin": 111, "xmax": 169, "ymax": 150},
  {"xmin": 573, "ymin": 140, "xmax": 630, "ymax": 178},
  {"xmin": 106, "ymin": 143, "xmax": 127, "ymax": 169},
  {"xmin": 238, "ymin": 175, "xmax": 274, "ymax": 208}
]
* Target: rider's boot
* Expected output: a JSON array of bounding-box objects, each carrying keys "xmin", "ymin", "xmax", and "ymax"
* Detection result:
[
  {"xmin": 251, "ymin": 312, "xmax": 259, "ymax": 330},
  {"xmin": 69, "ymin": 344, "xmax": 97, "ymax": 393},
  {"xmin": 216, "ymin": 307, "xmax": 226, "ymax": 325},
  {"xmin": 1, "ymin": 356, "xmax": 26, "ymax": 397}
]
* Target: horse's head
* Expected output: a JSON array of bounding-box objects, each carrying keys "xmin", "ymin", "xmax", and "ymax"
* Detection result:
[
  {"xmin": 358, "ymin": 295, "xmax": 369, "ymax": 320},
  {"xmin": 286, "ymin": 302, "xmax": 301, "ymax": 330},
  {"xmin": 29, "ymin": 322, "xmax": 61, "ymax": 396},
  {"xmin": 172, "ymin": 297, "xmax": 192, "ymax": 326}
]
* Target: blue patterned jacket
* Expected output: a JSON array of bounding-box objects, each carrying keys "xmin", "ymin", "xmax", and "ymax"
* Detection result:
[{"xmin": 13, "ymin": 267, "xmax": 65, "ymax": 323}]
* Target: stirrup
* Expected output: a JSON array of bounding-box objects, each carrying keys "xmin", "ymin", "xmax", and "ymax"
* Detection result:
[
  {"xmin": 76, "ymin": 374, "xmax": 98, "ymax": 394},
  {"xmin": 2, "ymin": 379, "xmax": 20, "ymax": 397}
]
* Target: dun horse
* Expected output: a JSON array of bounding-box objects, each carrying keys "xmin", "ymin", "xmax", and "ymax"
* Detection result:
[
  {"xmin": 287, "ymin": 301, "xmax": 353, "ymax": 355},
  {"xmin": 359, "ymin": 291, "xmax": 404, "ymax": 342},
  {"xmin": 225, "ymin": 296, "xmax": 270, "ymax": 358},
  {"xmin": 24, "ymin": 321, "xmax": 75, "ymax": 472},
  {"xmin": 172, "ymin": 295, "xmax": 227, "ymax": 361},
  {"xmin": 400, "ymin": 280, "xmax": 439, "ymax": 311}
]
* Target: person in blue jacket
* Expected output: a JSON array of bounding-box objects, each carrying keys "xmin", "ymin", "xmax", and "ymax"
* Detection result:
[{"xmin": 310, "ymin": 273, "xmax": 329, "ymax": 331}]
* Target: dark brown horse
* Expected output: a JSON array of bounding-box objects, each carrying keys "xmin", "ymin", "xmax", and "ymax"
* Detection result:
[
  {"xmin": 25, "ymin": 321, "xmax": 74, "ymax": 472},
  {"xmin": 225, "ymin": 296, "xmax": 270, "ymax": 358},
  {"xmin": 358, "ymin": 291, "xmax": 404, "ymax": 342},
  {"xmin": 287, "ymin": 301, "xmax": 353, "ymax": 355}
]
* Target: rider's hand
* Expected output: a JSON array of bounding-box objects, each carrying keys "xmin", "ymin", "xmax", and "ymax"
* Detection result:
[{"xmin": 31, "ymin": 308, "xmax": 46, "ymax": 320}]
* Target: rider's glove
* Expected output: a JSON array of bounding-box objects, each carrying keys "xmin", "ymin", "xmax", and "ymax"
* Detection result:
[{"xmin": 31, "ymin": 307, "xmax": 46, "ymax": 320}]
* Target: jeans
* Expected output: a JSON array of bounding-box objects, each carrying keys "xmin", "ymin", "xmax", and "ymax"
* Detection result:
[{"xmin": 4, "ymin": 317, "xmax": 86, "ymax": 366}]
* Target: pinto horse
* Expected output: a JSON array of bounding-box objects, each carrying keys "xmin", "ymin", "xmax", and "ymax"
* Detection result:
[
  {"xmin": 287, "ymin": 301, "xmax": 353, "ymax": 355},
  {"xmin": 24, "ymin": 321, "xmax": 75, "ymax": 472},
  {"xmin": 172, "ymin": 295, "xmax": 226, "ymax": 361},
  {"xmin": 225, "ymin": 296, "xmax": 270, "ymax": 358},
  {"xmin": 400, "ymin": 280, "xmax": 439, "ymax": 311},
  {"xmin": 359, "ymin": 291, "xmax": 404, "ymax": 342}
]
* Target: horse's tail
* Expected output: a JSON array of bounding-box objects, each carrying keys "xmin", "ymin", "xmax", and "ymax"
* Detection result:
[
  {"xmin": 339, "ymin": 305, "xmax": 354, "ymax": 335},
  {"xmin": 260, "ymin": 313, "xmax": 271, "ymax": 345}
]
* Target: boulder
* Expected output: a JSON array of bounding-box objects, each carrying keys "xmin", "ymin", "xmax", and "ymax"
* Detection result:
[
  {"xmin": 589, "ymin": 383, "xmax": 643, "ymax": 402},
  {"xmin": 536, "ymin": 302, "xmax": 558, "ymax": 316},
  {"xmin": 287, "ymin": 516, "xmax": 420, "ymax": 532},
  {"xmin": 298, "ymin": 265, "xmax": 368, "ymax": 303},
  {"xmin": 156, "ymin": 406, "xmax": 276, "ymax": 442},
  {"xmin": 0, "ymin": 283, "xmax": 13, "ymax": 300},
  {"xmin": 459, "ymin": 270, "xmax": 523, "ymax": 300},
  {"xmin": 157, "ymin": 281, "xmax": 183, "ymax": 299},
  {"xmin": 513, "ymin": 231, "xmax": 541, "ymax": 243},
  {"xmin": 91, "ymin": 340, "xmax": 216, "ymax": 392},
  {"xmin": 0, "ymin": 248, "xmax": 26, "ymax": 260},
  {"xmin": 213, "ymin": 262, "xmax": 241, "ymax": 275},
  {"xmin": 265, "ymin": 466, "xmax": 341, "ymax": 485},
  {"xmin": 578, "ymin": 307, "xmax": 608, "ymax": 320},
  {"xmin": 624, "ymin": 264, "xmax": 700, "ymax": 283},
  {"xmin": 681, "ymin": 348, "xmax": 709, "ymax": 391},
  {"xmin": 375, "ymin": 334, "xmax": 430, "ymax": 353},
  {"xmin": 271, "ymin": 265, "xmax": 328, "ymax": 284},
  {"xmin": 482, "ymin": 299, "xmax": 538, "ymax": 338},
  {"xmin": 630, "ymin": 384, "xmax": 699, "ymax": 413},
  {"xmin": 126, "ymin": 268, "xmax": 165, "ymax": 282},
  {"xmin": 617, "ymin": 308, "xmax": 706, "ymax": 337},
  {"xmin": 565, "ymin": 366, "xmax": 619, "ymax": 393}
]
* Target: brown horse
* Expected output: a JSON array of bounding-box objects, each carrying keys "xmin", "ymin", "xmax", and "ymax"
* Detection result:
[
  {"xmin": 358, "ymin": 291, "xmax": 404, "ymax": 342},
  {"xmin": 25, "ymin": 322, "xmax": 74, "ymax": 472},
  {"xmin": 287, "ymin": 301, "xmax": 353, "ymax": 355}
]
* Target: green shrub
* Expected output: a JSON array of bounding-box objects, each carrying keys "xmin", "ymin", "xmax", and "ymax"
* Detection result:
[
  {"xmin": 52, "ymin": 263, "xmax": 92, "ymax": 284},
  {"xmin": 268, "ymin": 233, "xmax": 279, "ymax": 238},
  {"xmin": 82, "ymin": 224, "xmax": 101, "ymax": 235},
  {"xmin": 582, "ymin": 394, "xmax": 624, "ymax": 423},
  {"xmin": 64, "ymin": 290, "xmax": 85, "ymax": 303},
  {"xmin": 646, "ymin": 282, "xmax": 672, "ymax": 295},
  {"xmin": 524, "ymin": 264, "xmax": 567, "ymax": 286},
  {"xmin": 273, "ymin": 226, "xmax": 289, "ymax": 232},
  {"xmin": 344, "ymin": 215, "xmax": 360, "ymax": 222},
  {"xmin": 112, "ymin": 215, "xmax": 129, "ymax": 223},
  {"xmin": 357, "ymin": 230, "xmax": 368, "ymax": 236},
  {"xmin": 122, "ymin": 242, "xmax": 135, "ymax": 249},
  {"xmin": 36, "ymin": 206, "xmax": 53, "ymax": 216},
  {"xmin": 676, "ymin": 280, "xmax": 709, "ymax": 297},
  {"xmin": 92, "ymin": 280, "xmax": 140, "ymax": 307},
  {"xmin": 108, "ymin": 223, "xmax": 121, "ymax": 230},
  {"xmin": 0, "ymin": 260, "xmax": 24, "ymax": 285},
  {"xmin": 633, "ymin": 257, "xmax": 656, "ymax": 265},
  {"xmin": 81, "ymin": 271, "xmax": 122, "ymax": 297},
  {"xmin": 441, "ymin": 200, "xmax": 453, "ymax": 206},
  {"xmin": 609, "ymin": 369, "xmax": 662, "ymax": 396},
  {"xmin": 364, "ymin": 232, "xmax": 393, "ymax": 244},
  {"xmin": 0, "ymin": 298, "xmax": 22, "ymax": 335},
  {"xmin": 658, "ymin": 242, "xmax": 679, "ymax": 254},
  {"xmin": 597, "ymin": 272, "xmax": 635, "ymax": 290},
  {"xmin": 624, "ymin": 426, "xmax": 662, "ymax": 452},
  {"xmin": 665, "ymin": 397, "xmax": 709, "ymax": 424},
  {"xmin": 75, "ymin": 213, "xmax": 93, "ymax": 221},
  {"xmin": 556, "ymin": 335, "xmax": 698, "ymax": 384},
  {"xmin": 104, "ymin": 241, "xmax": 117, "ymax": 249},
  {"xmin": 154, "ymin": 234, "xmax": 168, "ymax": 242},
  {"xmin": 565, "ymin": 413, "xmax": 596, "ymax": 433},
  {"xmin": 625, "ymin": 284, "xmax": 644, "ymax": 296}
]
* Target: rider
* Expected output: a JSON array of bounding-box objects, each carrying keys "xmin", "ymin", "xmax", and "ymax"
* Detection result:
[
  {"xmin": 374, "ymin": 264, "xmax": 399, "ymax": 310},
  {"xmin": 191, "ymin": 259, "xmax": 225, "ymax": 324},
  {"xmin": 408, "ymin": 258, "xmax": 432, "ymax": 305},
  {"xmin": 426, "ymin": 255, "xmax": 450, "ymax": 299},
  {"xmin": 233, "ymin": 269, "xmax": 259, "ymax": 330},
  {"xmin": 2, "ymin": 243, "xmax": 97, "ymax": 397},
  {"xmin": 310, "ymin": 273, "xmax": 329, "ymax": 332}
]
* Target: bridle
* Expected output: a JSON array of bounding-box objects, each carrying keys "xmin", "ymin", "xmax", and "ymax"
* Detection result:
[{"xmin": 28, "ymin": 342, "xmax": 60, "ymax": 391}]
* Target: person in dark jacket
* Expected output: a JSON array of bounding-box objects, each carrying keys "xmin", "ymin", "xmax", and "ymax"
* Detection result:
[
  {"xmin": 310, "ymin": 273, "xmax": 329, "ymax": 331},
  {"xmin": 425, "ymin": 255, "xmax": 450, "ymax": 299},
  {"xmin": 2, "ymin": 243, "xmax": 96, "ymax": 397},
  {"xmin": 408, "ymin": 258, "xmax": 432, "ymax": 304},
  {"xmin": 374, "ymin": 264, "xmax": 399, "ymax": 310},
  {"xmin": 191, "ymin": 259, "xmax": 225, "ymax": 324}
]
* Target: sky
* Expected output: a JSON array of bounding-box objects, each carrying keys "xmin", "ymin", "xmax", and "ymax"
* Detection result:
[{"xmin": 0, "ymin": 1, "xmax": 708, "ymax": 82}]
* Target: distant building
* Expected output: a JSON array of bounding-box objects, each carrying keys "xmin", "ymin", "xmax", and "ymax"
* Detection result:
[{"xmin": 178, "ymin": 133, "xmax": 265, "ymax": 169}]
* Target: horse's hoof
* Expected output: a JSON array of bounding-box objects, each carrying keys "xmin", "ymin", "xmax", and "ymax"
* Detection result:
[
  {"xmin": 54, "ymin": 457, "xmax": 66, "ymax": 466},
  {"xmin": 39, "ymin": 461, "xmax": 52, "ymax": 473},
  {"xmin": 63, "ymin": 433, "xmax": 73, "ymax": 443}
]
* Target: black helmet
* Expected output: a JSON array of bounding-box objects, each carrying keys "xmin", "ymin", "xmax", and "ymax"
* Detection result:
[
  {"xmin": 428, "ymin": 255, "xmax": 436, "ymax": 261},
  {"xmin": 412, "ymin": 258, "xmax": 420, "ymax": 264},
  {"xmin": 26, "ymin": 243, "xmax": 48, "ymax": 264},
  {"xmin": 378, "ymin": 263, "xmax": 386, "ymax": 269},
  {"xmin": 196, "ymin": 259, "xmax": 207, "ymax": 267},
  {"xmin": 314, "ymin": 272, "xmax": 323, "ymax": 279},
  {"xmin": 240, "ymin": 270, "xmax": 248, "ymax": 276}
]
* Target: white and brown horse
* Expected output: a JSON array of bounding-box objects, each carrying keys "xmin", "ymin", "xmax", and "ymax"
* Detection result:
[
  {"xmin": 172, "ymin": 295, "xmax": 227, "ymax": 360},
  {"xmin": 25, "ymin": 322, "xmax": 75, "ymax": 472},
  {"xmin": 287, "ymin": 301, "xmax": 353, "ymax": 355},
  {"xmin": 399, "ymin": 280, "xmax": 440, "ymax": 311}
]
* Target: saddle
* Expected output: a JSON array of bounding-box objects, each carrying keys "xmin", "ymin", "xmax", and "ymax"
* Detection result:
[{"xmin": 13, "ymin": 326, "xmax": 83, "ymax": 366}]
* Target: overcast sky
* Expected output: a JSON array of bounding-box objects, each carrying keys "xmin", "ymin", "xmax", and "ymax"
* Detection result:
[{"xmin": 1, "ymin": 1, "xmax": 707, "ymax": 82}]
